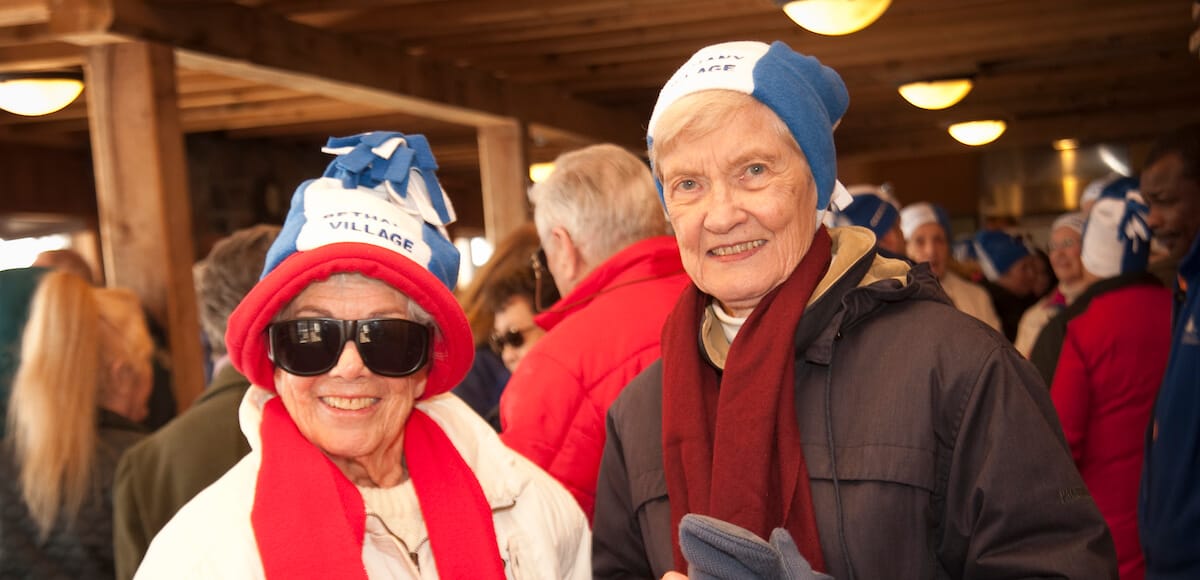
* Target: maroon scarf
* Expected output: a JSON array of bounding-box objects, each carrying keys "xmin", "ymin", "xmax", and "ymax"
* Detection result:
[
  {"xmin": 662, "ymin": 227, "xmax": 832, "ymax": 573},
  {"xmin": 251, "ymin": 397, "xmax": 505, "ymax": 579}
]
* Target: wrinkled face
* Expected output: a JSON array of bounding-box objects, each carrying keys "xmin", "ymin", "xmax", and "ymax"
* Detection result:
[
  {"xmin": 273, "ymin": 276, "xmax": 427, "ymax": 463},
  {"xmin": 1143, "ymin": 152, "xmax": 1200, "ymax": 262},
  {"xmin": 1048, "ymin": 226, "xmax": 1083, "ymax": 285},
  {"xmin": 905, "ymin": 222, "xmax": 949, "ymax": 278},
  {"xmin": 657, "ymin": 101, "xmax": 817, "ymax": 317},
  {"xmin": 492, "ymin": 295, "xmax": 544, "ymax": 372}
]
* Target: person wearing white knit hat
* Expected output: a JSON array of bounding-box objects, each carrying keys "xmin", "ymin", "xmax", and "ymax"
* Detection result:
[
  {"xmin": 1037, "ymin": 191, "xmax": 1171, "ymax": 580},
  {"xmin": 1013, "ymin": 212, "xmax": 1088, "ymax": 357},
  {"xmin": 594, "ymin": 39, "xmax": 1115, "ymax": 580},
  {"xmin": 899, "ymin": 202, "xmax": 1001, "ymax": 332}
]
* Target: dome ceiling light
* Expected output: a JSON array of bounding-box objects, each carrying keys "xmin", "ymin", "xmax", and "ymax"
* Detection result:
[
  {"xmin": 0, "ymin": 72, "xmax": 84, "ymax": 117},
  {"xmin": 775, "ymin": 0, "xmax": 892, "ymax": 36},
  {"xmin": 948, "ymin": 120, "xmax": 1007, "ymax": 146},
  {"xmin": 898, "ymin": 78, "xmax": 974, "ymax": 110}
]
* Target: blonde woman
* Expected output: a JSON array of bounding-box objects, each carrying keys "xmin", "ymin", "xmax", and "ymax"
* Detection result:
[{"xmin": 0, "ymin": 271, "xmax": 154, "ymax": 578}]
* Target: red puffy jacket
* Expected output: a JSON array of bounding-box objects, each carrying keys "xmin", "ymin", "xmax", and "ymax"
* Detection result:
[
  {"xmin": 1052, "ymin": 280, "xmax": 1171, "ymax": 580},
  {"xmin": 500, "ymin": 236, "xmax": 689, "ymax": 518}
]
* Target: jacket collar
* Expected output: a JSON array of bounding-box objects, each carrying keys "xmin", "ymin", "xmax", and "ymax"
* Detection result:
[
  {"xmin": 99, "ymin": 408, "xmax": 146, "ymax": 432},
  {"xmin": 534, "ymin": 236, "xmax": 683, "ymax": 331},
  {"xmin": 698, "ymin": 226, "xmax": 928, "ymax": 368},
  {"xmin": 1181, "ymin": 234, "xmax": 1200, "ymax": 287},
  {"xmin": 794, "ymin": 226, "xmax": 947, "ymax": 365}
]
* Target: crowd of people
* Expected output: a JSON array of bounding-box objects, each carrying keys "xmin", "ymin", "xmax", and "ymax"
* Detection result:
[{"xmin": 0, "ymin": 39, "xmax": 1197, "ymax": 580}]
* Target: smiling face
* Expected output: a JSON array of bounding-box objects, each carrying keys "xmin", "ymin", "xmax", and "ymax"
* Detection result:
[
  {"xmin": 656, "ymin": 97, "xmax": 817, "ymax": 317},
  {"xmin": 273, "ymin": 275, "xmax": 427, "ymax": 486},
  {"xmin": 1143, "ymin": 152, "xmax": 1200, "ymax": 263}
]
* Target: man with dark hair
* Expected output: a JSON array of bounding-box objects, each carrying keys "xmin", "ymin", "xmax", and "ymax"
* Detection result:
[
  {"xmin": 112, "ymin": 224, "xmax": 279, "ymax": 579},
  {"xmin": 1139, "ymin": 122, "xmax": 1200, "ymax": 580}
]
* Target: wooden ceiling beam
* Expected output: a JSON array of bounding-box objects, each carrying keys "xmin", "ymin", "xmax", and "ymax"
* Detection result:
[
  {"xmin": 44, "ymin": 0, "xmax": 645, "ymax": 149},
  {"xmin": 224, "ymin": 112, "xmax": 473, "ymax": 140},
  {"xmin": 398, "ymin": 2, "xmax": 778, "ymax": 51},
  {"xmin": 0, "ymin": 23, "xmax": 54, "ymax": 48},
  {"xmin": 0, "ymin": 41, "xmax": 82, "ymax": 72},
  {"xmin": 321, "ymin": 0, "xmax": 706, "ymax": 34},
  {"xmin": 0, "ymin": 0, "xmax": 49, "ymax": 28},
  {"xmin": 837, "ymin": 102, "xmax": 1200, "ymax": 163}
]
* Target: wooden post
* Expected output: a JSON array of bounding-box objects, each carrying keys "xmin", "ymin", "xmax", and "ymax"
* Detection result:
[
  {"xmin": 85, "ymin": 41, "xmax": 205, "ymax": 413},
  {"xmin": 477, "ymin": 120, "xmax": 530, "ymax": 245}
]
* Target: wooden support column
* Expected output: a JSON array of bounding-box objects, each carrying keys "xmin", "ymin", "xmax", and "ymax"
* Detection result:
[
  {"xmin": 477, "ymin": 120, "xmax": 530, "ymax": 244},
  {"xmin": 85, "ymin": 41, "xmax": 204, "ymax": 413}
]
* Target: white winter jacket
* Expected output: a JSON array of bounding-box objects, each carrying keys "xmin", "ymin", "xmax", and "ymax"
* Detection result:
[{"xmin": 136, "ymin": 387, "xmax": 590, "ymax": 579}]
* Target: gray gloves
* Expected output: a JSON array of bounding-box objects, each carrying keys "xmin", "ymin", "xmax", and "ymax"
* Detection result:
[{"xmin": 679, "ymin": 514, "xmax": 835, "ymax": 580}]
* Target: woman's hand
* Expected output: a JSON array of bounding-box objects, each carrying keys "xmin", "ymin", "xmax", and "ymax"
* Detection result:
[{"xmin": 662, "ymin": 572, "xmax": 688, "ymax": 580}]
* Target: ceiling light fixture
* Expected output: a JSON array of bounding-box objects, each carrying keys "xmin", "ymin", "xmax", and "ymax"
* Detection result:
[
  {"xmin": 948, "ymin": 120, "xmax": 1007, "ymax": 146},
  {"xmin": 898, "ymin": 78, "xmax": 974, "ymax": 110},
  {"xmin": 0, "ymin": 72, "xmax": 84, "ymax": 117},
  {"xmin": 1052, "ymin": 138, "xmax": 1079, "ymax": 151},
  {"xmin": 776, "ymin": 0, "xmax": 892, "ymax": 36}
]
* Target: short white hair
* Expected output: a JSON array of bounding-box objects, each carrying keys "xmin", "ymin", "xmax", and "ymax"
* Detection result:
[{"xmin": 529, "ymin": 144, "xmax": 668, "ymax": 265}]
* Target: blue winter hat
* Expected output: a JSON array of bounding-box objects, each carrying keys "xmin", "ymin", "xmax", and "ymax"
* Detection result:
[
  {"xmin": 973, "ymin": 230, "xmax": 1032, "ymax": 281},
  {"xmin": 952, "ymin": 239, "xmax": 978, "ymax": 263},
  {"xmin": 227, "ymin": 131, "xmax": 473, "ymax": 398},
  {"xmin": 647, "ymin": 40, "xmax": 849, "ymax": 213},
  {"xmin": 1081, "ymin": 190, "xmax": 1152, "ymax": 278},
  {"xmin": 829, "ymin": 184, "xmax": 900, "ymax": 240},
  {"xmin": 899, "ymin": 201, "xmax": 952, "ymax": 240}
]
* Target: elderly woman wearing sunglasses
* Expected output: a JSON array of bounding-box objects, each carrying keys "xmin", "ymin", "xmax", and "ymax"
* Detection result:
[{"xmin": 136, "ymin": 132, "xmax": 589, "ymax": 580}]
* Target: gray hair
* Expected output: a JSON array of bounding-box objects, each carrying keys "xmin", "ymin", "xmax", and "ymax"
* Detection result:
[
  {"xmin": 196, "ymin": 225, "xmax": 280, "ymax": 356},
  {"xmin": 277, "ymin": 272, "xmax": 438, "ymax": 335},
  {"xmin": 529, "ymin": 143, "xmax": 668, "ymax": 266}
]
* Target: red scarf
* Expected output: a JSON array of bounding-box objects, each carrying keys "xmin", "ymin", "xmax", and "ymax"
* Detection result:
[
  {"xmin": 662, "ymin": 227, "xmax": 832, "ymax": 573},
  {"xmin": 251, "ymin": 397, "xmax": 505, "ymax": 579}
]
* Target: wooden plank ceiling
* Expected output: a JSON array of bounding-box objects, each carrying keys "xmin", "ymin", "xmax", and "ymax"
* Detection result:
[{"xmin": 0, "ymin": 0, "xmax": 1197, "ymax": 180}]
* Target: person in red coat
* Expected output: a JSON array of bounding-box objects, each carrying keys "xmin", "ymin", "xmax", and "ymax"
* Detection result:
[
  {"xmin": 499, "ymin": 143, "xmax": 690, "ymax": 518},
  {"xmin": 1052, "ymin": 190, "xmax": 1171, "ymax": 580}
]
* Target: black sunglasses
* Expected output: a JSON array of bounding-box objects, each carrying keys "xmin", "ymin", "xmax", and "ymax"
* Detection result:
[
  {"xmin": 488, "ymin": 326, "xmax": 535, "ymax": 354},
  {"xmin": 267, "ymin": 318, "xmax": 431, "ymax": 378}
]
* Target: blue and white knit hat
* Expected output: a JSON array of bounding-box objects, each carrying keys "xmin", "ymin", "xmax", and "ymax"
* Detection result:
[
  {"xmin": 828, "ymin": 184, "xmax": 901, "ymax": 239},
  {"xmin": 647, "ymin": 40, "xmax": 850, "ymax": 216},
  {"xmin": 227, "ymin": 131, "xmax": 473, "ymax": 398},
  {"xmin": 1081, "ymin": 190, "xmax": 1152, "ymax": 278},
  {"xmin": 974, "ymin": 230, "xmax": 1032, "ymax": 282},
  {"xmin": 1080, "ymin": 172, "xmax": 1122, "ymax": 207},
  {"xmin": 899, "ymin": 201, "xmax": 952, "ymax": 240},
  {"xmin": 1098, "ymin": 176, "xmax": 1140, "ymax": 202}
]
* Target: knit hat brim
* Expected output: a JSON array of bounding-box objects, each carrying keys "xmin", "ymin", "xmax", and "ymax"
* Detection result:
[
  {"xmin": 226, "ymin": 241, "xmax": 473, "ymax": 399},
  {"xmin": 647, "ymin": 40, "xmax": 849, "ymax": 213}
]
